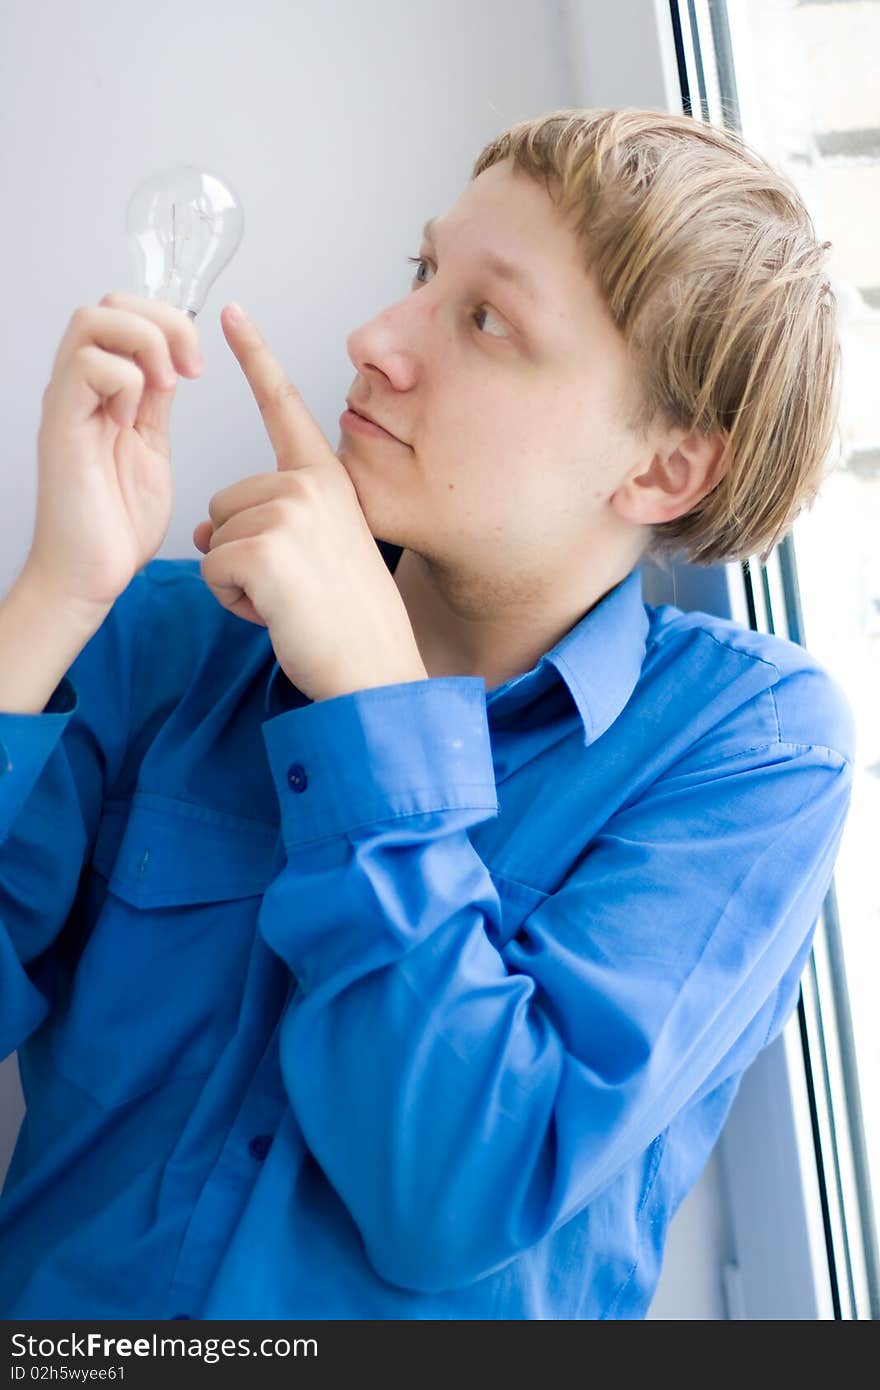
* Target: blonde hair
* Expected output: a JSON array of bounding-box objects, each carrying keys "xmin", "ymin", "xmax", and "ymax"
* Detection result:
[{"xmin": 471, "ymin": 108, "xmax": 841, "ymax": 568}]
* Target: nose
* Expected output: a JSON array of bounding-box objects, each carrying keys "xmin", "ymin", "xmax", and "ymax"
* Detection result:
[{"xmin": 346, "ymin": 287, "xmax": 430, "ymax": 391}]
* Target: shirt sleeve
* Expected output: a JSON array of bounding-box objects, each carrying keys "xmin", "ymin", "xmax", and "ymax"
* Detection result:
[
  {"xmin": 258, "ymin": 673, "xmax": 855, "ymax": 1294},
  {"xmin": 0, "ymin": 574, "xmax": 145, "ymax": 1059}
]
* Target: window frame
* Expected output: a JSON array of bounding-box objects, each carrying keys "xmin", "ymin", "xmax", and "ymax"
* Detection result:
[{"xmin": 560, "ymin": 0, "xmax": 878, "ymax": 1318}]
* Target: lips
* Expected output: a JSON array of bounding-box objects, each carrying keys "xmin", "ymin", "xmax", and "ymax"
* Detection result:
[{"xmin": 346, "ymin": 398, "xmax": 399, "ymax": 439}]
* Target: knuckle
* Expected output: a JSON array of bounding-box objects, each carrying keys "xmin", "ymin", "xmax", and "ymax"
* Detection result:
[
  {"xmin": 278, "ymin": 463, "xmax": 304, "ymax": 489},
  {"xmin": 126, "ymin": 359, "xmax": 146, "ymax": 388},
  {"xmin": 71, "ymin": 305, "xmax": 93, "ymax": 329},
  {"xmin": 99, "ymin": 291, "xmax": 121, "ymax": 308},
  {"xmin": 148, "ymin": 320, "xmax": 169, "ymax": 353},
  {"xmin": 73, "ymin": 342, "xmax": 97, "ymax": 372},
  {"xmin": 291, "ymin": 466, "xmax": 320, "ymax": 500},
  {"xmin": 256, "ymin": 531, "xmax": 276, "ymax": 561}
]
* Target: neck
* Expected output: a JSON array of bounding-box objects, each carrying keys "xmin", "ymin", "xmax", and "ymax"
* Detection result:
[{"xmin": 391, "ymin": 542, "xmax": 642, "ymax": 693}]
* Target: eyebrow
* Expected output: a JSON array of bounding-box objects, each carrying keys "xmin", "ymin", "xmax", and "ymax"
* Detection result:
[{"xmin": 421, "ymin": 216, "xmax": 542, "ymax": 306}]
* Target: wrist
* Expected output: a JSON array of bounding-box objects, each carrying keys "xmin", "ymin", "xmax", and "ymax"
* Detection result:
[
  {"xmin": 13, "ymin": 567, "xmax": 114, "ymax": 637},
  {"xmin": 310, "ymin": 657, "xmax": 430, "ymax": 703}
]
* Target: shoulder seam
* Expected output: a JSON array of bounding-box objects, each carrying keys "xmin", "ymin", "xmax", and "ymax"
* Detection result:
[
  {"xmin": 707, "ymin": 738, "xmax": 853, "ymax": 768},
  {"xmin": 649, "ymin": 620, "xmax": 853, "ymax": 763},
  {"xmin": 650, "ymin": 621, "xmax": 784, "ymax": 678},
  {"xmin": 646, "ymin": 614, "xmax": 834, "ymax": 685}
]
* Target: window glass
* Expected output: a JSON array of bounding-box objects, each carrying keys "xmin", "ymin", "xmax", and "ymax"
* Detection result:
[{"xmin": 719, "ymin": 0, "xmax": 880, "ymax": 1287}]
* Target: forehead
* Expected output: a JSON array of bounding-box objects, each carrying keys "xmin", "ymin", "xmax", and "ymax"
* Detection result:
[
  {"xmin": 432, "ymin": 161, "xmax": 595, "ymax": 316},
  {"xmin": 445, "ymin": 159, "xmax": 573, "ymax": 250},
  {"xmin": 422, "ymin": 215, "xmax": 544, "ymax": 306}
]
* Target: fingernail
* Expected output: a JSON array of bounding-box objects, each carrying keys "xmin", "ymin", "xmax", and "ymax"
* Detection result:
[{"xmin": 227, "ymin": 302, "xmax": 247, "ymax": 325}]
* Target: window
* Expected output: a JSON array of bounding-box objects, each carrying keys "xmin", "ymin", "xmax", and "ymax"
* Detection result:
[{"xmin": 673, "ymin": 0, "xmax": 880, "ymax": 1319}]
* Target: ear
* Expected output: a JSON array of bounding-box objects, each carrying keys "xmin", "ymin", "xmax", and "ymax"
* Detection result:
[{"xmin": 611, "ymin": 427, "xmax": 728, "ymax": 528}]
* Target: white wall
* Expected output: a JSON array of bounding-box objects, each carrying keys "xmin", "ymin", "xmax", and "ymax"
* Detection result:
[
  {"xmin": 0, "ymin": 0, "xmax": 732, "ymax": 1318},
  {"xmin": 0, "ymin": 0, "xmax": 576, "ymax": 596}
]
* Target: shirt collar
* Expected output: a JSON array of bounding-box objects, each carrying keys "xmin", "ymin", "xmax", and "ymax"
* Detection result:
[
  {"xmin": 527, "ymin": 562, "xmax": 649, "ymax": 746},
  {"xmin": 265, "ymin": 540, "xmax": 649, "ymax": 746}
]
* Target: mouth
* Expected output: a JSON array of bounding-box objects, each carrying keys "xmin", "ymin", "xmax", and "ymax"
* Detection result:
[{"xmin": 344, "ymin": 398, "xmax": 403, "ymax": 442}]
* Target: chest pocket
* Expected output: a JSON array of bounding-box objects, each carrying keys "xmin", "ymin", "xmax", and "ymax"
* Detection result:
[{"xmin": 49, "ymin": 794, "xmax": 282, "ymax": 1109}]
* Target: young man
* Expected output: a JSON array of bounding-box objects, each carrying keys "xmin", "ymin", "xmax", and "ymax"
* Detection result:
[{"xmin": 0, "ymin": 108, "xmax": 854, "ymax": 1318}]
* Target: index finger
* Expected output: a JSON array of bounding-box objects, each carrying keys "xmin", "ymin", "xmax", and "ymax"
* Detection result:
[{"xmin": 221, "ymin": 303, "xmax": 331, "ymax": 470}]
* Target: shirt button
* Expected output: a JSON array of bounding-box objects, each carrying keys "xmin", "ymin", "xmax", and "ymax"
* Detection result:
[
  {"xmin": 248, "ymin": 1133, "xmax": 273, "ymax": 1161},
  {"xmin": 287, "ymin": 763, "xmax": 308, "ymax": 793}
]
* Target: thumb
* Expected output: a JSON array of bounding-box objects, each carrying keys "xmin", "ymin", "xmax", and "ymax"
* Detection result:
[
  {"xmin": 131, "ymin": 345, "xmax": 202, "ymax": 444},
  {"xmin": 130, "ymin": 375, "xmax": 178, "ymax": 447}
]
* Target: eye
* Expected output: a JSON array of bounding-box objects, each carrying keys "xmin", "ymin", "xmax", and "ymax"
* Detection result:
[{"xmin": 405, "ymin": 255, "xmax": 508, "ymax": 339}]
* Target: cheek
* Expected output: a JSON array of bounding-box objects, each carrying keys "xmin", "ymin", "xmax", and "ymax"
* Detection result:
[
  {"xmin": 425, "ymin": 398, "xmax": 510, "ymax": 483},
  {"xmin": 429, "ymin": 390, "xmax": 580, "ymax": 508}
]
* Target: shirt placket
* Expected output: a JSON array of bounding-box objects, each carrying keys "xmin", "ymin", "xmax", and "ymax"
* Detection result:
[
  {"xmin": 161, "ymin": 1002, "xmax": 291, "ymax": 1319},
  {"xmin": 161, "ymin": 837, "xmax": 294, "ymax": 1319}
]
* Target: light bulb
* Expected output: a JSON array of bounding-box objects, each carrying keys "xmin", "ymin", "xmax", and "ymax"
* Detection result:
[{"xmin": 126, "ymin": 165, "xmax": 244, "ymax": 320}]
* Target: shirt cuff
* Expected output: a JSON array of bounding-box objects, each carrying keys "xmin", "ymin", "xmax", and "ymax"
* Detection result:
[
  {"xmin": 261, "ymin": 676, "xmax": 499, "ymax": 845},
  {"xmin": 0, "ymin": 676, "xmax": 79, "ymax": 826}
]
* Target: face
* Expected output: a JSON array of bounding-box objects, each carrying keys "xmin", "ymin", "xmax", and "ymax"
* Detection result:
[{"xmin": 337, "ymin": 157, "xmax": 655, "ymax": 612}]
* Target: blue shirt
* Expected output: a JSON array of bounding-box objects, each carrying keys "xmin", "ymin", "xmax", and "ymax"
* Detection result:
[{"xmin": 0, "ymin": 544, "xmax": 855, "ymax": 1319}]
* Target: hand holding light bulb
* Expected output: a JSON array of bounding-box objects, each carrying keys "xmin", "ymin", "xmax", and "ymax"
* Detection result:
[
  {"xmin": 19, "ymin": 167, "xmax": 243, "ymax": 624},
  {"xmin": 25, "ymin": 293, "xmax": 204, "ymax": 622},
  {"xmin": 21, "ymin": 162, "xmax": 424, "ymax": 705}
]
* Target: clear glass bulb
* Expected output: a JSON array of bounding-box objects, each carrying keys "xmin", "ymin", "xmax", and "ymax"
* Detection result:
[{"xmin": 126, "ymin": 166, "xmax": 244, "ymax": 320}]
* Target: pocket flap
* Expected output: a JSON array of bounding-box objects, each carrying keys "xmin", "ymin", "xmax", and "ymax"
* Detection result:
[{"xmin": 92, "ymin": 795, "xmax": 281, "ymax": 908}]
